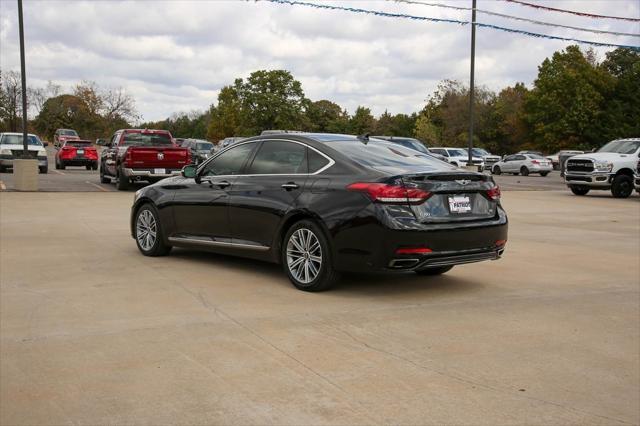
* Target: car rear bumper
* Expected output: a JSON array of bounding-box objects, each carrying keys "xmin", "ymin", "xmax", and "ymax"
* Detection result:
[
  {"xmin": 60, "ymin": 158, "xmax": 97, "ymax": 166},
  {"xmin": 123, "ymin": 168, "xmax": 182, "ymax": 178},
  {"xmin": 529, "ymin": 165, "xmax": 553, "ymax": 172},
  {"xmin": 331, "ymin": 208, "xmax": 508, "ymax": 273},
  {"xmin": 0, "ymin": 157, "xmax": 48, "ymax": 168}
]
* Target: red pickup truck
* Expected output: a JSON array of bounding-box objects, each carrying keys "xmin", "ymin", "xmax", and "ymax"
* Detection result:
[{"xmin": 98, "ymin": 129, "xmax": 191, "ymax": 190}]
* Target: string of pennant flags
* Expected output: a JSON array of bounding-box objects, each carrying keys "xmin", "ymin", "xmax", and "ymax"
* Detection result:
[{"xmin": 259, "ymin": 0, "xmax": 640, "ymax": 51}]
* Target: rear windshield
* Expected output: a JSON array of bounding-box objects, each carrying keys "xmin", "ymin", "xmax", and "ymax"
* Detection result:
[
  {"xmin": 122, "ymin": 132, "xmax": 173, "ymax": 146},
  {"xmin": 196, "ymin": 142, "xmax": 213, "ymax": 150},
  {"xmin": 395, "ymin": 139, "xmax": 430, "ymax": 154},
  {"xmin": 528, "ymin": 154, "xmax": 545, "ymax": 159},
  {"xmin": 66, "ymin": 141, "xmax": 92, "ymax": 147},
  {"xmin": 1, "ymin": 134, "xmax": 42, "ymax": 146},
  {"xmin": 325, "ymin": 140, "xmax": 445, "ymax": 168}
]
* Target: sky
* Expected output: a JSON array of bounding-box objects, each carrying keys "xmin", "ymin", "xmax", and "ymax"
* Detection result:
[{"xmin": 0, "ymin": 0, "xmax": 638, "ymax": 122}]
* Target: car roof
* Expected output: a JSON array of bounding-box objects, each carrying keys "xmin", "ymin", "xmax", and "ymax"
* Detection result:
[{"xmin": 1, "ymin": 132, "xmax": 38, "ymax": 137}]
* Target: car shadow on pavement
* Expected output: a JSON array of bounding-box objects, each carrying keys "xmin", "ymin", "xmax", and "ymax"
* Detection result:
[{"xmin": 168, "ymin": 248, "xmax": 483, "ymax": 297}]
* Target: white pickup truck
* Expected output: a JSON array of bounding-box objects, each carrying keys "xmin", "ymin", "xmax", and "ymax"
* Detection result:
[{"xmin": 565, "ymin": 138, "xmax": 640, "ymax": 198}]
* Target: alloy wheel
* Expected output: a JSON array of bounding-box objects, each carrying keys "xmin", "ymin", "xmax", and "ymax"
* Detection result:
[
  {"xmin": 136, "ymin": 209, "xmax": 157, "ymax": 251},
  {"xmin": 286, "ymin": 228, "xmax": 322, "ymax": 285}
]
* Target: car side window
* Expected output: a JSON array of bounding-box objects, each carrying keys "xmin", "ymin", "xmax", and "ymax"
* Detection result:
[
  {"xmin": 516, "ymin": 155, "xmax": 526, "ymax": 161},
  {"xmin": 202, "ymin": 142, "xmax": 256, "ymax": 176},
  {"xmin": 503, "ymin": 155, "xmax": 514, "ymax": 162},
  {"xmin": 247, "ymin": 141, "xmax": 307, "ymax": 175},
  {"xmin": 308, "ymin": 148, "xmax": 330, "ymax": 173}
]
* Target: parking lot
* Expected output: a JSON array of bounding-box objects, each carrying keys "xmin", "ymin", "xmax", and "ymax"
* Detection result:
[{"xmin": 1, "ymin": 174, "xmax": 638, "ymax": 423}]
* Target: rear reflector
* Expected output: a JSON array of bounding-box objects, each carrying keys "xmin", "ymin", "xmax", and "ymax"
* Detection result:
[
  {"xmin": 487, "ymin": 185, "xmax": 501, "ymax": 201},
  {"xmin": 495, "ymin": 239, "xmax": 507, "ymax": 247},
  {"xmin": 396, "ymin": 247, "xmax": 433, "ymax": 255},
  {"xmin": 347, "ymin": 182, "xmax": 430, "ymax": 204}
]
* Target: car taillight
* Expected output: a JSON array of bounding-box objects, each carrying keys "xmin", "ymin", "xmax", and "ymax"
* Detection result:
[
  {"xmin": 347, "ymin": 182, "xmax": 431, "ymax": 204},
  {"xmin": 487, "ymin": 185, "xmax": 501, "ymax": 201},
  {"xmin": 124, "ymin": 149, "xmax": 133, "ymax": 166}
]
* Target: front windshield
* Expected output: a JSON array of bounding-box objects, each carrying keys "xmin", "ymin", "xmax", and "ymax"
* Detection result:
[
  {"xmin": 447, "ymin": 149, "xmax": 466, "ymax": 157},
  {"xmin": 60, "ymin": 129, "xmax": 78, "ymax": 136},
  {"xmin": 196, "ymin": 142, "xmax": 213, "ymax": 151},
  {"xmin": 122, "ymin": 132, "xmax": 173, "ymax": 146},
  {"xmin": 471, "ymin": 148, "xmax": 489, "ymax": 156},
  {"xmin": 597, "ymin": 139, "xmax": 640, "ymax": 154},
  {"xmin": 1, "ymin": 134, "xmax": 42, "ymax": 146}
]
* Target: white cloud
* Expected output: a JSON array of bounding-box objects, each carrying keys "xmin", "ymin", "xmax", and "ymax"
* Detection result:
[{"xmin": 0, "ymin": 0, "xmax": 638, "ymax": 122}]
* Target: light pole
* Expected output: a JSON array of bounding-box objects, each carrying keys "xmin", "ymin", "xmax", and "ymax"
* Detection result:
[
  {"xmin": 18, "ymin": 0, "xmax": 28, "ymax": 156},
  {"xmin": 467, "ymin": 0, "xmax": 476, "ymax": 167}
]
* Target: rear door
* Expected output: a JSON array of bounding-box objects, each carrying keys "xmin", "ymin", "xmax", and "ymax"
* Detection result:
[{"xmin": 228, "ymin": 140, "xmax": 311, "ymax": 248}]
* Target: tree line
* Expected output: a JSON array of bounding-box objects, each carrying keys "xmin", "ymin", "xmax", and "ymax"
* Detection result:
[{"xmin": 2, "ymin": 45, "xmax": 637, "ymax": 154}]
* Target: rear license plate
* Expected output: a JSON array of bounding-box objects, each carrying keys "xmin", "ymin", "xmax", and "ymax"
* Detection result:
[
  {"xmin": 448, "ymin": 195, "xmax": 472, "ymax": 213},
  {"xmin": 154, "ymin": 168, "xmax": 165, "ymax": 175},
  {"xmin": 77, "ymin": 149, "xmax": 84, "ymax": 154}
]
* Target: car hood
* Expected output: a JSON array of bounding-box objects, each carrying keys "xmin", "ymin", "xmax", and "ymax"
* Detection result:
[{"xmin": 569, "ymin": 152, "xmax": 634, "ymax": 162}]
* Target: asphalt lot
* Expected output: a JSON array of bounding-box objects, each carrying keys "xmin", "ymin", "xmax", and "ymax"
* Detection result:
[
  {"xmin": 1, "ymin": 190, "xmax": 638, "ymax": 425},
  {"xmin": 0, "ymin": 147, "xmax": 577, "ymax": 193}
]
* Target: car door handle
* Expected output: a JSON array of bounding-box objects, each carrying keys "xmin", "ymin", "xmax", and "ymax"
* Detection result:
[
  {"xmin": 281, "ymin": 182, "xmax": 299, "ymax": 190},
  {"xmin": 215, "ymin": 180, "xmax": 231, "ymax": 189}
]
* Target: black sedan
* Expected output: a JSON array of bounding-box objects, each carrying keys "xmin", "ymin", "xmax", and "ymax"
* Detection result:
[{"xmin": 131, "ymin": 133, "xmax": 508, "ymax": 291}]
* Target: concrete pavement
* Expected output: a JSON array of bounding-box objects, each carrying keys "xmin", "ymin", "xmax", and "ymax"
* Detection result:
[{"xmin": 0, "ymin": 191, "xmax": 638, "ymax": 424}]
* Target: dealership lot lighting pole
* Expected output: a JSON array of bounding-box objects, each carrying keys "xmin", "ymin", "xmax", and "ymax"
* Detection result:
[
  {"xmin": 467, "ymin": 0, "xmax": 476, "ymax": 167},
  {"xmin": 18, "ymin": 0, "xmax": 28, "ymax": 156}
]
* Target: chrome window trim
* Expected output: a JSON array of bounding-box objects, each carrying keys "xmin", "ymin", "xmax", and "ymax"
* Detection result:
[{"xmin": 196, "ymin": 138, "xmax": 335, "ymax": 177}]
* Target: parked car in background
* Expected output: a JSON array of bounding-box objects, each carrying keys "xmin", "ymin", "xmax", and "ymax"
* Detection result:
[
  {"xmin": 517, "ymin": 150, "xmax": 544, "ymax": 157},
  {"xmin": 98, "ymin": 129, "xmax": 191, "ymax": 190},
  {"xmin": 219, "ymin": 137, "xmax": 246, "ymax": 149},
  {"xmin": 0, "ymin": 132, "xmax": 48, "ymax": 173},
  {"xmin": 55, "ymin": 139, "xmax": 98, "ymax": 170},
  {"xmin": 174, "ymin": 138, "xmax": 186, "ymax": 146},
  {"xmin": 464, "ymin": 148, "xmax": 501, "ymax": 171},
  {"xmin": 182, "ymin": 139, "xmax": 215, "ymax": 165},
  {"xmin": 547, "ymin": 150, "xmax": 583, "ymax": 170},
  {"xmin": 429, "ymin": 147, "xmax": 484, "ymax": 171},
  {"xmin": 53, "ymin": 129, "xmax": 80, "ymax": 147},
  {"xmin": 372, "ymin": 136, "xmax": 447, "ymax": 161},
  {"xmin": 492, "ymin": 154, "xmax": 552, "ymax": 176},
  {"xmin": 565, "ymin": 138, "xmax": 640, "ymax": 198},
  {"xmin": 634, "ymin": 157, "xmax": 640, "ymax": 194},
  {"xmin": 130, "ymin": 133, "xmax": 507, "ymax": 292}
]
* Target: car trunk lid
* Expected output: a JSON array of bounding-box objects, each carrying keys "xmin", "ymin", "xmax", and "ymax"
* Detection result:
[{"xmin": 125, "ymin": 146, "xmax": 190, "ymax": 168}]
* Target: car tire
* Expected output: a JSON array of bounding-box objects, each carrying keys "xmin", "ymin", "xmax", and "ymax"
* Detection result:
[
  {"xmin": 492, "ymin": 166, "xmax": 501, "ymax": 175},
  {"xmin": 134, "ymin": 204, "xmax": 172, "ymax": 256},
  {"xmin": 39, "ymin": 166, "xmax": 48, "ymax": 174},
  {"xmin": 520, "ymin": 166, "xmax": 529, "ymax": 176},
  {"xmin": 59, "ymin": 162, "xmax": 65, "ymax": 170},
  {"xmin": 611, "ymin": 175, "xmax": 633, "ymax": 198},
  {"xmin": 282, "ymin": 219, "xmax": 340, "ymax": 292},
  {"xmin": 92, "ymin": 163, "xmax": 98, "ymax": 171},
  {"xmin": 116, "ymin": 167, "xmax": 129, "ymax": 190},
  {"xmin": 570, "ymin": 186, "xmax": 590, "ymax": 196},
  {"xmin": 540, "ymin": 172, "xmax": 549, "ymax": 177},
  {"xmin": 55, "ymin": 160, "xmax": 60, "ymax": 170},
  {"xmin": 415, "ymin": 265, "xmax": 454, "ymax": 276},
  {"xmin": 86, "ymin": 165, "xmax": 92, "ymax": 170}
]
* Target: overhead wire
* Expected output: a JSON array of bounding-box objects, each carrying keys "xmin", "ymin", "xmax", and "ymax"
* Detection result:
[
  {"xmin": 260, "ymin": 0, "xmax": 640, "ymax": 51},
  {"xmin": 392, "ymin": 0, "xmax": 639, "ymax": 37}
]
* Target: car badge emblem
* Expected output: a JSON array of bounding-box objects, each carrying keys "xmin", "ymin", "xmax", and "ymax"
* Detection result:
[
  {"xmin": 455, "ymin": 179, "xmax": 471, "ymax": 185},
  {"xmin": 157, "ymin": 152, "xmax": 164, "ymax": 160}
]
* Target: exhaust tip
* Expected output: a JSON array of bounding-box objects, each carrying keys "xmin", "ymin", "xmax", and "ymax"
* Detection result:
[{"xmin": 389, "ymin": 259, "xmax": 420, "ymax": 269}]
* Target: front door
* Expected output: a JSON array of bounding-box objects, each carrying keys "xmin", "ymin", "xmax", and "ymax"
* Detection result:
[{"xmin": 171, "ymin": 141, "xmax": 257, "ymax": 242}]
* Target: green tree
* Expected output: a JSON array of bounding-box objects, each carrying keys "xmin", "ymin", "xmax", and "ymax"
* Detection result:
[
  {"xmin": 207, "ymin": 85, "xmax": 242, "ymax": 140},
  {"xmin": 234, "ymin": 70, "xmax": 308, "ymax": 134},
  {"xmin": 34, "ymin": 94, "xmax": 94, "ymax": 140},
  {"xmin": 525, "ymin": 45, "xmax": 614, "ymax": 152},
  {"xmin": 487, "ymin": 83, "xmax": 529, "ymax": 154},
  {"xmin": 306, "ymin": 100, "xmax": 343, "ymax": 132},
  {"xmin": 349, "ymin": 106, "xmax": 375, "ymax": 134},
  {"xmin": 597, "ymin": 48, "xmax": 640, "ymax": 141}
]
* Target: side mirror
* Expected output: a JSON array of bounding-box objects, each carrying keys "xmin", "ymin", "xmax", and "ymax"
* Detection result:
[{"xmin": 181, "ymin": 164, "xmax": 197, "ymax": 179}]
